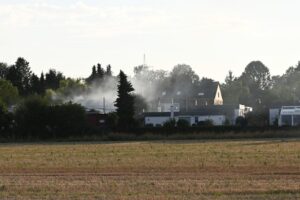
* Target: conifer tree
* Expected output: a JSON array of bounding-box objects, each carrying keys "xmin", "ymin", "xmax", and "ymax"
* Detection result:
[
  {"xmin": 115, "ymin": 70, "xmax": 135, "ymax": 130},
  {"xmin": 97, "ymin": 63, "xmax": 104, "ymax": 79},
  {"xmin": 105, "ymin": 65, "xmax": 112, "ymax": 76}
]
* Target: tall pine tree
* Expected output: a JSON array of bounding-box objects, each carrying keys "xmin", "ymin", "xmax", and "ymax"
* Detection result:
[
  {"xmin": 97, "ymin": 63, "xmax": 104, "ymax": 79},
  {"xmin": 115, "ymin": 70, "xmax": 135, "ymax": 130},
  {"xmin": 105, "ymin": 65, "xmax": 112, "ymax": 76}
]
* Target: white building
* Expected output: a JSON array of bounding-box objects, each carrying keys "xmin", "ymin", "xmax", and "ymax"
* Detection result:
[
  {"xmin": 269, "ymin": 108, "xmax": 280, "ymax": 126},
  {"xmin": 269, "ymin": 106, "xmax": 300, "ymax": 126},
  {"xmin": 144, "ymin": 104, "xmax": 252, "ymax": 127},
  {"xmin": 279, "ymin": 106, "xmax": 300, "ymax": 126}
]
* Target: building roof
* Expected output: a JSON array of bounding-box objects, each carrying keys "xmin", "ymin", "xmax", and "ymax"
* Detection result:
[
  {"xmin": 195, "ymin": 81, "xmax": 219, "ymax": 99},
  {"xmin": 158, "ymin": 82, "xmax": 220, "ymax": 99}
]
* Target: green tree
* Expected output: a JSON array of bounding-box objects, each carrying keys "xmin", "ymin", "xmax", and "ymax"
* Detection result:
[
  {"xmin": 46, "ymin": 102, "xmax": 86, "ymax": 138},
  {"xmin": 0, "ymin": 63, "xmax": 8, "ymax": 79},
  {"xmin": 115, "ymin": 71, "xmax": 135, "ymax": 130},
  {"xmin": 29, "ymin": 73, "xmax": 41, "ymax": 95},
  {"xmin": 0, "ymin": 99, "xmax": 12, "ymax": 135},
  {"xmin": 15, "ymin": 95, "xmax": 49, "ymax": 138},
  {"xmin": 6, "ymin": 57, "xmax": 32, "ymax": 96},
  {"xmin": 224, "ymin": 61, "xmax": 273, "ymax": 107},
  {"xmin": 86, "ymin": 65, "xmax": 97, "ymax": 84},
  {"xmin": 45, "ymin": 69, "xmax": 65, "ymax": 90},
  {"xmin": 0, "ymin": 79, "xmax": 19, "ymax": 106},
  {"xmin": 240, "ymin": 61, "xmax": 271, "ymax": 90},
  {"xmin": 271, "ymin": 64, "xmax": 300, "ymax": 105},
  {"xmin": 15, "ymin": 96, "xmax": 86, "ymax": 139},
  {"xmin": 105, "ymin": 65, "xmax": 112, "ymax": 76},
  {"xmin": 57, "ymin": 78, "xmax": 87, "ymax": 98},
  {"xmin": 225, "ymin": 70, "xmax": 235, "ymax": 85},
  {"xmin": 39, "ymin": 72, "xmax": 46, "ymax": 95},
  {"xmin": 96, "ymin": 64, "xmax": 104, "ymax": 79},
  {"xmin": 170, "ymin": 64, "xmax": 199, "ymax": 89}
]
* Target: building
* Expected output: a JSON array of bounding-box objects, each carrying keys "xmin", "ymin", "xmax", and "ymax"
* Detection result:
[
  {"xmin": 144, "ymin": 104, "xmax": 252, "ymax": 127},
  {"xmin": 154, "ymin": 82, "xmax": 223, "ymax": 112},
  {"xmin": 86, "ymin": 110, "xmax": 108, "ymax": 127},
  {"xmin": 270, "ymin": 106, "xmax": 300, "ymax": 126},
  {"xmin": 269, "ymin": 107, "xmax": 280, "ymax": 126}
]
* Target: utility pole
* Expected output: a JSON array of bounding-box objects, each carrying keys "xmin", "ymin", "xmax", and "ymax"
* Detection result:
[{"xmin": 103, "ymin": 97, "xmax": 106, "ymax": 114}]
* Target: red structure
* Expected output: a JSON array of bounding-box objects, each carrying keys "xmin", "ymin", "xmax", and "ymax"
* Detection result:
[{"xmin": 86, "ymin": 111, "xmax": 108, "ymax": 127}]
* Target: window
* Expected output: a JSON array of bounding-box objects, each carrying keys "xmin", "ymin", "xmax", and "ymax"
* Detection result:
[
  {"xmin": 293, "ymin": 115, "xmax": 300, "ymax": 126},
  {"xmin": 281, "ymin": 115, "xmax": 292, "ymax": 126}
]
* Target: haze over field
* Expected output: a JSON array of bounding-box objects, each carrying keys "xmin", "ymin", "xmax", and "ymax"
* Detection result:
[{"xmin": 1, "ymin": 0, "xmax": 300, "ymax": 81}]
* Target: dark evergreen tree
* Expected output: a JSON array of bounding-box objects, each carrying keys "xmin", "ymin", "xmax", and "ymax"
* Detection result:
[
  {"xmin": 92, "ymin": 65, "xmax": 97, "ymax": 78},
  {"xmin": 86, "ymin": 65, "xmax": 97, "ymax": 84},
  {"xmin": 6, "ymin": 58, "xmax": 32, "ymax": 96},
  {"xmin": 115, "ymin": 70, "xmax": 135, "ymax": 130},
  {"xmin": 105, "ymin": 64, "xmax": 112, "ymax": 76},
  {"xmin": 96, "ymin": 63, "xmax": 104, "ymax": 79},
  {"xmin": 29, "ymin": 73, "xmax": 41, "ymax": 95},
  {"xmin": 225, "ymin": 70, "xmax": 235, "ymax": 84},
  {"xmin": 45, "ymin": 69, "xmax": 65, "ymax": 90},
  {"xmin": 39, "ymin": 72, "xmax": 46, "ymax": 95},
  {"xmin": 0, "ymin": 63, "xmax": 8, "ymax": 79}
]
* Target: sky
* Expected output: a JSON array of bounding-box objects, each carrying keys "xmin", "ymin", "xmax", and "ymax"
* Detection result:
[{"xmin": 1, "ymin": 0, "xmax": 300, "ymax": 82}]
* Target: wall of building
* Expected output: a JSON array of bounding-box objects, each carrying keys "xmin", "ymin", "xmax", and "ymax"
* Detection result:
[
  {"xmin": 196, "ymin": 115, "xmax": 226, "ymax": 126},
  {"xmin": 145, "ymin": 116, "xmax": 170, "ymax": 126},
  {"xmin": 273, "ymin": 106, "xmax": 300, "ymax": 127},
  {"xmin": 145, "ymin": 115, "xmax": 226, "ymax": 126},
  {"xmin": 269, "ymin": 109, "xmax": 280, "ymax": 126}
]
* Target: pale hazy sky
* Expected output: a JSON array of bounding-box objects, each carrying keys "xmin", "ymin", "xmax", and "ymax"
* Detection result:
[{"xmin": 1, "ymin": 0, "xmax": 300, "ymax": 82}]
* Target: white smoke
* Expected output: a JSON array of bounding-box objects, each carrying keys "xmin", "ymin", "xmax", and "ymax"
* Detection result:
[
  {"xmin": 71, "ymin": 77, "xmax": 118, "ymax": 112},
  {"xmin": 52, "ymin": 68, "xmax": 165, "ymax": 113}
]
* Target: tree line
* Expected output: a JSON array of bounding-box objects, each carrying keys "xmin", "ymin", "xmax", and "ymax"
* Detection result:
[
  {"xmin": 0, "ymin": 57, "xmax": 137, "ymax": 138},
  {"xmin": 1, "ymin": 57, "xmax": 300, "ymax": 139}
]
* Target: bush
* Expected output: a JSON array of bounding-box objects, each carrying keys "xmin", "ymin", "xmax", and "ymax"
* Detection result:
[
  {"xmin": 46, "ymin": 102, "xmax": 87, "ymax": 138},
  {"xmin": 14, "ymin": 97, "xmax": 87, "ymax": 139},
  {"xmin": 145, "ymin": 124, "xmax": 154, "ymax": 128},
  {"xmin": 177, "ymin": 119, "xmax": 190, "ymax": 128},
  {"xmin": 245, "ymin": 111, "xmax": 268, "ymax": 127},
  {"xmin": 15, "ymin": 95, "xmax": 49, "ymax": 138},
  {"xmin": 235, "ymin": 116, "xmax": 247, "ymax": 127},
  {"xmin": 0, "ymin": 99, "xmax": 12, "ymax": 136},
  {"xmin": 106, "ymin": 112, "xmax": 119, "ymax": 130},
  {"xmin": 163, "ymin": 119, "xmax": 176, "ymax": 129},
  {"xmin": 223, "ymin": 118, "xmax": 231, "ymax": 126},
  {"xmin": 197, "ymin": 120, "xmax": 213, "ymax": 127}
]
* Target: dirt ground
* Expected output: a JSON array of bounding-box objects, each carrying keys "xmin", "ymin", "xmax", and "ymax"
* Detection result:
[{"xmin": 0, "ymin": 139, "xmax": 299, "ymax": 199}]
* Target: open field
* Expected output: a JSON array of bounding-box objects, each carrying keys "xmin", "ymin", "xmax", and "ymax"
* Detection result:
[{"xmin": 0, "ymin": 139, "xmax": 299, "ymax": 199}]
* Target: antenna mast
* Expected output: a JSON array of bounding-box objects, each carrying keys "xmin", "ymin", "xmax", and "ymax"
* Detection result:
[{"xmin": 143, "ymin": 54, "xmax": 146, "ymax": 67}]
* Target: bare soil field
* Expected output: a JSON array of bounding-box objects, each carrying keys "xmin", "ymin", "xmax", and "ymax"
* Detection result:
[{"xmin": 0, "ymin": 139, "xmax": 299, "ymax": 199}]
